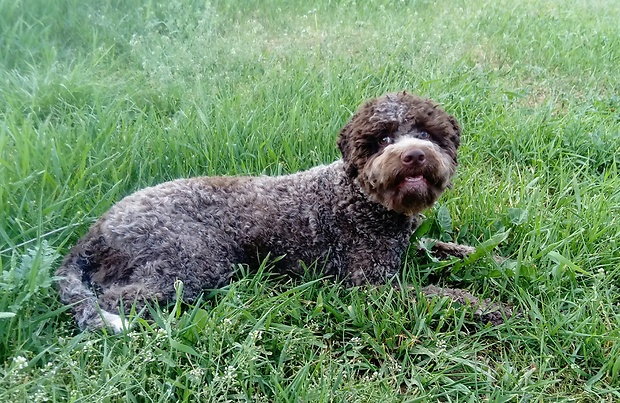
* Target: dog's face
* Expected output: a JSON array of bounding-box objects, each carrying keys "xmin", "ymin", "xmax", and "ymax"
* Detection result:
[{"xmin": 337, "ymin": 92, "xmax": 461, "ymax": 215}]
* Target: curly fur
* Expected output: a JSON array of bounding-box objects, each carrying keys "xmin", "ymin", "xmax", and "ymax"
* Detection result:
[{"xmin": 56, "ymin": 91, "xmax": 465, "ymax": 332}]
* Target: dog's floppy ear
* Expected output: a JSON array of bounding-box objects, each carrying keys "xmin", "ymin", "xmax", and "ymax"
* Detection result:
[
  {"xmin": 337, "ymin": 118, "xmax": 359, "ymax": 178},
  {"xmin": 337, "ymin": 97, "xmax": 381, "ymax": 178},
  {"xmin": 449, "ymin": 116, "xmax": 462, "ymax": 149}
]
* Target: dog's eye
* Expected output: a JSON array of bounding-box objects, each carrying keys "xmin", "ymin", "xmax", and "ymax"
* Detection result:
[
  {"xmin": 379, "ymin": 137, "xmax": 394, "ymax": 146},
  {"xmin": 418, "ymin": 131, "xmax": 429, "ymax": 140}
]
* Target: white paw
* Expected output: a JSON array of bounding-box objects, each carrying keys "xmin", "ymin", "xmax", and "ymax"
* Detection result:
[{"xmin": 101, "ymin": 311, "xmax": 129, "ymax": 333}]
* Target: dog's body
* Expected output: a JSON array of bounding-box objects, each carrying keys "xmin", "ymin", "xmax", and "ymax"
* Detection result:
[{"xmin": 57, "ymin": 92, "xmax": 467, "ymax": 332}]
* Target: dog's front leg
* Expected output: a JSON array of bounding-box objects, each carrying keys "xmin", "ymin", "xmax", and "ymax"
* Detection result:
[
  {"xmin": 416, "ymin": 285, "xmax": 513, "ymax": 325},
  {"xmin": 417, "ymin": 237, "xmax": 506, "ymax": 264},
  {"xmin": 412, "ymin": 239, "xmax": 513, "ymax": 325},
  {"xmin": 417, "ymin": 238, "xmax": 476, "ymax": 260}
]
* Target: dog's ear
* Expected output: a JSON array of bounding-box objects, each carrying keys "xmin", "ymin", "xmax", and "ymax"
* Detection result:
[
  {"xmin": 338, "ymin": 98, "xmax": 377, "ymax": 178},
  {"xmin": 337, "ymin": 119, "xmax": 359, "ymax": 178},
  {"xmin": 449, "ymin": 116, "xmax": 462, "ymax": 149}
]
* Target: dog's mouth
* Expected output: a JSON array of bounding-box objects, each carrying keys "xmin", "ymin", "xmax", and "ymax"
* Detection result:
[
  {"xmin": 397, "ymin": 172, "xmax": 440, "ymax": 195},
  {"xmin": 399, "ymin": 175, "xmax": 428, "ymax": 191}
]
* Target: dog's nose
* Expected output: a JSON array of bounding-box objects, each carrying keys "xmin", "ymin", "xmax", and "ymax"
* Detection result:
[{"xmin": 401, "ymin": 149, "xmax": 426, "ymax": 166}]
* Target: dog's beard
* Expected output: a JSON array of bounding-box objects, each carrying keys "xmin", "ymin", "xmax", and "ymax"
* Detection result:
[
  {"xmin": 363, "ymin": 173, "xmax": 443, "ymax": 215},
  {"xmin": 358, "ymin": 145, "xmax": 454, "ymax": 215}
]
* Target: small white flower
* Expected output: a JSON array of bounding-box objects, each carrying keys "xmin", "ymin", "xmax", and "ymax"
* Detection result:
[
  {"xmin": 188, "ymin": 367, "xmax": 204, "ymax": 384},
  {"xmin": 12, "ymin": 356, "xmax": 28, "ymax": 371}
]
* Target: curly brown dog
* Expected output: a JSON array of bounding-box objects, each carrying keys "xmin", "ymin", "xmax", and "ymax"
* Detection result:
[{"xmin": 56, "ymin": 91, "xmax": 505, "ymax": 332}]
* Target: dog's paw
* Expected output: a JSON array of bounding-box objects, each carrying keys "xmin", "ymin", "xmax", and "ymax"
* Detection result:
[
  {"xmin": 419, "ymin": 285, "xmax": 514, "ymax": 325},
  {"xmin": 101, "ymin": 311, "xmax": 129, "ymax": 333}
]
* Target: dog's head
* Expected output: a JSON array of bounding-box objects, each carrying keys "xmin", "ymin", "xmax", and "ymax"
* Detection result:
[{"xmin": 337, "ymin": 91, "xmax": 461, "ymax": 215}]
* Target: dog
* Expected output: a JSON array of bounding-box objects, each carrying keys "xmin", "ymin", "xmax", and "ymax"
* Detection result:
[{"xmin": 57, "ymin": 91, "xmax": 501, "ymax": 332}]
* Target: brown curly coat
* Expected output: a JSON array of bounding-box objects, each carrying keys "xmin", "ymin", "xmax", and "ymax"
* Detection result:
[{"xmin": 56, "ymin": 91, "xmax": 469, "ymax": 332}]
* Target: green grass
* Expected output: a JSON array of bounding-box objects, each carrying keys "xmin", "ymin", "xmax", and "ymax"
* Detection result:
[{"xmin": 1, "ymin": 0, "xmax": 620, "ymax": 400}]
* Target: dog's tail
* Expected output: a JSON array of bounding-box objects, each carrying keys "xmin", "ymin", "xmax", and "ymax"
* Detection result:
[{"xmin": 56, "ymin": 246, "xmax": 126, "ymax": 333}]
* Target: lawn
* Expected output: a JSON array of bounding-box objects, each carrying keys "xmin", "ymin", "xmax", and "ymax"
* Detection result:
[{"xmin": 1, "ymin": 0, "xmax": 620, "ymax": 400}]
